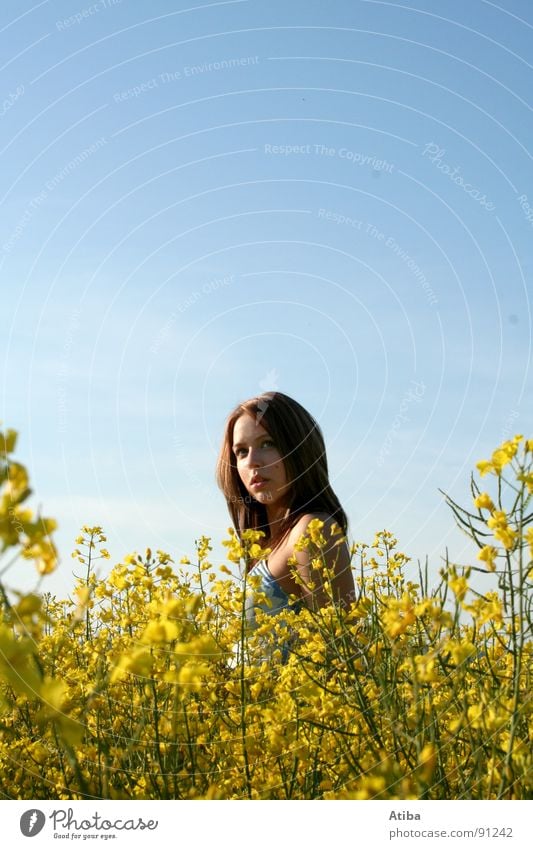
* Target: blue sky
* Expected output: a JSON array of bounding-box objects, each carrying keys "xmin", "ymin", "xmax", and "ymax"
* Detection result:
[{"xmin": 1, "ymin": 0, "xmax": 532, "ymax": 597}]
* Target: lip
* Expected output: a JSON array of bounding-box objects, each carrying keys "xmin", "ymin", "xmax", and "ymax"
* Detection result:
[{"xmin": 251, "ymin": 476, "xmax": 267, "ymax": 487}]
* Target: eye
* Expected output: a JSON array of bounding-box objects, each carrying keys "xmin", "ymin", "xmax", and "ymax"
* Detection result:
[{"xmin": 262, "ymin": 439, "xmax": 275, "ymax": 448}]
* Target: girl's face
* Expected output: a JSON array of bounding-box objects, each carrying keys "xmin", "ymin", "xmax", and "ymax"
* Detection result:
[{"xmin": 232, "ymin": 414, "xmax": 291, "ymax": 510}]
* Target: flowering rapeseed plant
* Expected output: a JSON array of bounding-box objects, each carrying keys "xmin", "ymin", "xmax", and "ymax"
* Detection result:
[{"xmin": 0, "ymin": 429, "xmax": 531, "ymax": 799}]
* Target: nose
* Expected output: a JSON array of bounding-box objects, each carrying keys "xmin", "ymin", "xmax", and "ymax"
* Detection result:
[{"xmin": 245, "ymin": 447, "xmax": 261, "ymax": 468}]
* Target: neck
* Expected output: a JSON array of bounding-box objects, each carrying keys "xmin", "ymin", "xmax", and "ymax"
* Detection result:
[{"xmin": 266, "ymin": 503, "xmax": 291, "ymax": 540}]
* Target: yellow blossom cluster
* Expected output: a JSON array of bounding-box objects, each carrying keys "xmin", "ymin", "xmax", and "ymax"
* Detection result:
[
  {"xmin": 0, "ymin": 430, "xmax": 531, "ymax": 799},
  {"xmin": 476, "ymin": 434, "xmax": 522, "ymax": 477},
  {"xmin": 1, "ymin": 427, "xmax": 58, "ymax": 575}
]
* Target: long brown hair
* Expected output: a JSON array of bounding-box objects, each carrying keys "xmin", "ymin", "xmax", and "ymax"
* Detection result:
[{"xmin": 215, "ymin": 392, "xmax": 348, "ymax": 559}]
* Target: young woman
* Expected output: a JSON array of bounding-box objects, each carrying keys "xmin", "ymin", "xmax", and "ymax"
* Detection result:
[{"xmin": 216, "ymin": 392, "xmax": 355, "ymax": 621}]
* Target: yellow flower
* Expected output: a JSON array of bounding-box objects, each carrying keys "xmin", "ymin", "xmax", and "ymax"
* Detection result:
[
  {"xmin": 476, "ymin": 460, "xmax": 494, "ymax": 477},
  {"xmin": 485, "ymin": 511, "xmax": 517, "ymax": 549},
  {"xmin": 487, "ymin": 510, "xmax": 507, "ymax": 529},
  {"xmin": 111, "ymin": 649, "xmax": 153, "ymax": 681},
  {"xmin": 221, "ymin": 528, "xmax": 245, "ymax": 562},
  {"xmin": 414, "ymin": 653, "xmax": 437, "ymax": 683},
  {"xmin": 329, "ymin": 522, "xmax": 343, "ymax": 537},
  {"xmin": 473, "ymin": 492, "xmax": 495, "ymax": 511},
  {"xmin": 494, "ymin": 527, "xmax": 517, "ymax": 550},
  {"xmin": 14, "ymin": 593, "xmax": 42, "ymax": 618},
  {"xmin": 22, "ymin": 539, "xmax": 58, "ymax": 575},
  {"xmin": 446, "ymin": 639, "xmax": 475, "ymax": 666},
  {"xmin": 248, "ymin": 542, "xmax": 271, "ymax": 560},
  {"xmin": 4, "ymin": 462, "xmax": 29, "ymax": 500},
  {"xmin": 449, "ymin": 574, "xmax": 468, "ymax": 601},
  {"xmin": 39, "ymin": 677, "xmax": 67, "ymax": 713},
  {"xmin": 480, "ymin": 436, "xmax": 523, "ymax": 476},
  {"xmin": 306, "ymin": 518, "xmax": 327, "ymax": 547},
  {"xmin": 465, "ymin": 592, "xmax": 503, "ymax": 627},
  {"xmin": 382, "ymin": 592, "xmax": 416, "ymax": 638},
  {"xmin": 491, "ymin": 450, "xmax": 510, "ymax": 472},
  {"xmin": 417, "ymin": 743, "xmax": 437, "ymax": 783},
  {"xmin": 477, "ymin": 545, "xmax": 498, "ymax": 571},
  {"xmin": 467, "ymin": 703, "xmax": 483, "ymax": 727},
  {"xmin": 517, "ymin": 472, "xmax": 533, "ymax": 494},
  {"xmin": 141, "ymin": 619, "xmax": 179, "ymax": 643},
  {"xmin": 0, "ymin": 427, "xmax": 18, "ymax": 454},
  {"xmin": 174, "ymin": 662, "xmax": 210, "ymax": 693}
]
